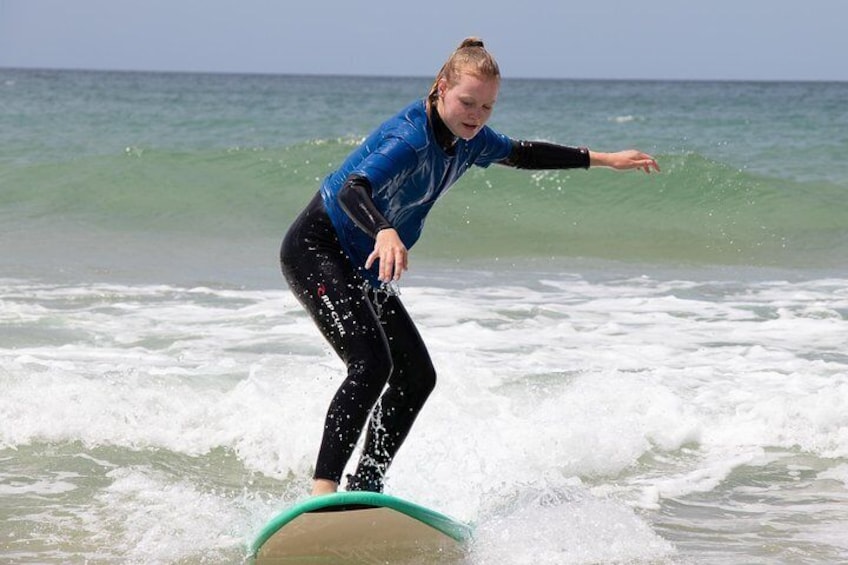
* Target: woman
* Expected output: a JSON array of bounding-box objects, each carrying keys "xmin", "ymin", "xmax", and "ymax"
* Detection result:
[{"xmin": 281, "ymin": 37, "xmax": 659, "ymax": 496}]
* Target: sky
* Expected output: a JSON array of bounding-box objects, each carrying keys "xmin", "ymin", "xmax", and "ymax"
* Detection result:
[{"xmin": 1, "ymin": 0, "xmax": 846, "ymax": 82}]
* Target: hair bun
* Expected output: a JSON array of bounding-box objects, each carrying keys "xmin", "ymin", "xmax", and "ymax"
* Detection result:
[
  {"xmin": 459, "ymin": 37, "xmax": 485, "ymax": 49},
  {"xmin": 427, "ymin": 36, "xmax": 499, "ymax": 105}
]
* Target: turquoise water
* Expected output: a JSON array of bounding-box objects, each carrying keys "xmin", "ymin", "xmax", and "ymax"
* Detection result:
[
  {"xmin": 2, "ymin": 71, "xmax": 846, "ymax": 282},
  {"xmin": 1, "ymin": 69, "xmax": 847, "ymax": 563}
]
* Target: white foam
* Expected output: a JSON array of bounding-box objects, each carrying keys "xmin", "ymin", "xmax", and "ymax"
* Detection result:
[
  {"xmin": 470, "ymin": 481, "xmax": 676, "ymax": 564},
  {"xmin": 0, "ymin": 474, "xmax": 78, "ymax": 496},
  {"xmin": 77, "ymin": 466, "xmax": 247, "ymax": 563},
  {"xmin": 2, "ymin": 274, "xmax": 847, "ymax": 561},
  {"xmin": 818, "ymin": 463, "xmax": 848, "ymax": 487},
  {"xmin": 610, "ymin": 114, "xmax": 640, "ymax": 123}
]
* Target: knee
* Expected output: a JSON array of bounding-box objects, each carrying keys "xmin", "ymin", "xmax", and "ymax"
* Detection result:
[
  {"xmin": 403, "ymin": 359, "xmax": 437, "ymax": 402},
  {"xmin": 419, "ymin": 363, "xmax": 437, "ymax": 398}
]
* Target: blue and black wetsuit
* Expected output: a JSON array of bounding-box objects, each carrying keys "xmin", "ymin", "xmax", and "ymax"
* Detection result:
[{"xmin": 280, "ymin": 98, "xmax": 589, "ymax": 491}]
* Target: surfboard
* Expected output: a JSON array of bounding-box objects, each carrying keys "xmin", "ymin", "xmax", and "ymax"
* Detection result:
[{"xmin": 251, "ymin": 491, "xmax": 472, "ymax": 564}]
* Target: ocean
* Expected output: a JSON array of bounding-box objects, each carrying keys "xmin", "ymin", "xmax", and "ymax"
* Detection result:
[{"xmin": 1, "ymin": 68, "xmax": 847, "ymax": 564}]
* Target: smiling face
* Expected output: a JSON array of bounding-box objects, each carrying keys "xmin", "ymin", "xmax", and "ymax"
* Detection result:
[{"xmin": 436, "ymin": 73, "xmax": 499, "ymax": 140}]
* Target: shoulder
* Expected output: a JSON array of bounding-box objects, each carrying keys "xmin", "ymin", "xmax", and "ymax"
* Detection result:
[
  {"xmin": 467, "ymin": 125, "xmax": 513, "ymax": 165},
  {"xmin": 363, "ymin": 99, "xmax": 432, "ymax": 165},
  {"xmin": 380, "ymin": 99, "xmax": 431, "ymax": 150},
  {"xmin": 350, "ymin": 101, "xmax": 431, "ymax": 180},
  {"xmin": 474, "ymin": 124, "xmax": 511, "ymax": 148}
]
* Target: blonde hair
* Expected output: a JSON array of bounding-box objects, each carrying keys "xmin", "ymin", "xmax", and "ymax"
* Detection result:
[{"xmin": 427, "ymin": 37, "xmax": 500, "ymax": 108}]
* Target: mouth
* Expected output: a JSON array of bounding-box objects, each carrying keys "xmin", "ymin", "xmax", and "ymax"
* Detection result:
[{"xmin": 460, "ymin": 122, "xmax": 479, "ymax": 136}]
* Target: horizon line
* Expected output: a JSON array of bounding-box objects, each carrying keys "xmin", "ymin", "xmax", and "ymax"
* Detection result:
[{"xmin": 2, "ymin": 65, "xmax": 846, "ymax": 85}]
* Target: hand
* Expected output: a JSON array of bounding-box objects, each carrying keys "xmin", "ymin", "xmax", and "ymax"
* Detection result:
[
  {"xmin": 365, "ymin": 228, "xmax": 408, "ymax": 282},
  {"xmin": 590, "ymin": 150, "xmax": 660, "ymax": 173}
]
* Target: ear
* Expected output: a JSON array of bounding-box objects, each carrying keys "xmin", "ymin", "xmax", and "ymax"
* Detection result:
[{"xmin": 437, "ymin": 77, "xmax": 448, "ymax": 98}]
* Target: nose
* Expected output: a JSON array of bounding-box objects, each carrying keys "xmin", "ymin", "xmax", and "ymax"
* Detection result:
[{"xmin": 466, "ymin": 109, "xmax": 483, "ymax": 127}]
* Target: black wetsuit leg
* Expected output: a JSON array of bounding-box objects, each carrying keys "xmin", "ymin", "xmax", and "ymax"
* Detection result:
[
  {"xmin": 280, "ymin": 193, "xmax": 436, "ymax": 488},
  {"xmin": 349, "ymin": 290, "xmax": 436, "ymax": 490}
]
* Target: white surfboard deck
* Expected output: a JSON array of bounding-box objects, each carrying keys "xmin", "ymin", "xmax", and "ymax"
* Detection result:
[{"xmin": 251, "ymin": 491, "xmax": 472, "ymax": 564}]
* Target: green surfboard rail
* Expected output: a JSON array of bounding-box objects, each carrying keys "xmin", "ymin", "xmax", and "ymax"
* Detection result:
[{"xmin": 250, "ymin": 491, "xmax": 473, "ymax": 557}]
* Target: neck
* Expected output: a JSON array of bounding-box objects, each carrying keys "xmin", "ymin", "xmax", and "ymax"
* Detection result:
[{"xmin": 429, "ymin": 101, "xmax": 458, "ymax": 154}]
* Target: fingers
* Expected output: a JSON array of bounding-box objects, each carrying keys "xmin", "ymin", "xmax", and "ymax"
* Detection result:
[
  {"xmin": 365, "ymin": 249, "xmax": 379, "ymax": 271},
  {"xmin": 625, "ymin": 151, "xmax": 660, "ymax": 173},
  {"xmin": 639, "ymin": 157, "xmax": 660, "ymax": 173},
  {"xmin": 366, "ymin": 231, "xmax": 408, "ymax": 282},
  {"xmin": 377, "ymin": 248, "xmax": 408, "ymax": 282},
  {"xmin": 391, "ymin": 247, "xmax": 408, "ymax": 281},
  {"xmin": 376, "ymin": 248, "xmax": 405, "ymax": 281}
]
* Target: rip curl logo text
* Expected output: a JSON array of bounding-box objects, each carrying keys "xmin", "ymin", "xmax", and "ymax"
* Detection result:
[{"xmin": 317, "ymin": 283, "xmax": 347, "ymax": 337}]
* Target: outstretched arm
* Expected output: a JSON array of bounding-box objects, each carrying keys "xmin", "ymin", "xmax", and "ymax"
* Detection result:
[
  {"xmin": 499, "ymin": 141, "xmax": 659, "ymax": 174},
  {"xmin": 589, "ymin": 149, "xmax": 660, "ymax": 173}
]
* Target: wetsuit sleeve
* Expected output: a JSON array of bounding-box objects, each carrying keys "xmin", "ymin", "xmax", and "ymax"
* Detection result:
[
  {"xmin": 338, "ymin": 174, "xmax": 393, "ymax": 239},
  {"xmin": 499, "ymin": 140, "xmax": 590, "ymax": 170}
]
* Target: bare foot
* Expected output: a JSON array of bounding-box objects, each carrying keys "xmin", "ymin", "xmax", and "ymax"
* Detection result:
[{"xmin": 311, "ymin": 479, "xmax": 338, "ymax": 496}]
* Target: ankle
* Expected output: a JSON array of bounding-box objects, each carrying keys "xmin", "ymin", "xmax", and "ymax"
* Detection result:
[
  {"xmin": 345, "ymin": 472, "xmax": 384, "ymax": 493},
  {"xmin": 311, "ymin": 479, "xmax": 338, "ymax": 496}
]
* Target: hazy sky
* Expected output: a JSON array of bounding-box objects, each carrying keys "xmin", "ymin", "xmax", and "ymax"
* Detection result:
[{"xmin": 1, "ymin": 0, "xmax": 845, "ymax": 81}]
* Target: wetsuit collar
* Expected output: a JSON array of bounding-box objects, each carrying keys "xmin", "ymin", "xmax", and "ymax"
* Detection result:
[{"xmin": 429, "ymin": 102, "xmax": 458, "ymax": 155}]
